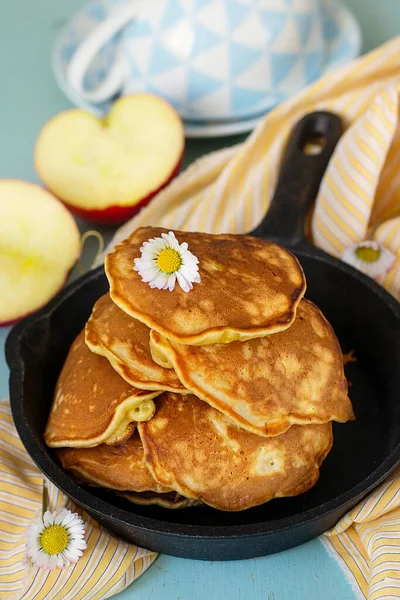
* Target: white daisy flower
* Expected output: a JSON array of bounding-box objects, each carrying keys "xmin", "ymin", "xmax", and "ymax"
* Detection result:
[
  {"xmin": 341, "ymin": 240, "xmax": 396, "ymax": 280},
  {"xmin": 27, "ymin": 508, "xmax": 87, "ymax": 570},
  {"xmin": 134, "ymin": 231, "xmax": 200, "ymax": 293}
]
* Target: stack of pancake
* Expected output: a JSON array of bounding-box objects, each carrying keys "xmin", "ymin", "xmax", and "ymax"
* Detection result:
[{"xmin": 45, "ymin": 227, "xmax": 354, "ymax": 512}]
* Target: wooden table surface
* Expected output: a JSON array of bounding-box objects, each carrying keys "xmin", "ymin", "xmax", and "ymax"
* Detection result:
[{"xmin": 1, "ymin": 1, "xmax": 398, "ymax": 598}]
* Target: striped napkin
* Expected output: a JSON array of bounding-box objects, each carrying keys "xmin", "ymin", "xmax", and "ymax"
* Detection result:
[
  {"xmin": 323, "ymin": 468, "xmax": 400, "ymax": 600},
  {"xmin": 0, "ymin": 399, "xmax": 156, "ymax": 599},
  {"xmin": 2, "ymin": 35, "xmax": 400, "ymax": 600}
]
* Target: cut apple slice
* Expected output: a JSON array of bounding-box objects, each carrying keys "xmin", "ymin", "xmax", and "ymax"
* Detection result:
[
  {"xmin": 34, "ymin": 94, "xmax": 185, "ymax": 224},
  {"xmin": 0, "ymin": 180, "xmax": 81, "ymax": 325}
]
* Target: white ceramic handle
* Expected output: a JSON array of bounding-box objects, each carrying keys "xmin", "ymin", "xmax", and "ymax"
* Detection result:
[{"xmin": 67, "ymin": 0, "xmax": 140, "ymax": 104}]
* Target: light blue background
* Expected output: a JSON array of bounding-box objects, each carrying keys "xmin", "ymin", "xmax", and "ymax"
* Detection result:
[{"xmin": 0, "ymin": 1, "xmax": 398, "ymax": 598}]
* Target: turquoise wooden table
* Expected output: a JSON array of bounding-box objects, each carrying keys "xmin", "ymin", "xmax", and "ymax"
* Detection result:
[{"xmin": 0, "ymin": 2, "xmax": 398, "ymax": 598}]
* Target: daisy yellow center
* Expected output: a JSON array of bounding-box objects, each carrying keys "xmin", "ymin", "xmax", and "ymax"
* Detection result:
[
  {"xmin": 355, "ymin": 246, "xmax": 380, "ymax": 263},
  {"xmin": 157, "ymin": 248, "xmax": 182, "ymax": 274},
  {"xmin": 40, "ymin": 525, "xmax": 69, "ymax": 555}
]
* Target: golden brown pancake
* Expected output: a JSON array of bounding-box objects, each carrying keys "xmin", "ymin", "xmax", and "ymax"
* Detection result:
[
  {"xmin": 119, "ymin": 491, "xmax": 201, "ymax": 509},
  {"xmin": 85, "ymin": 294, "xmax": 187, "ymax": 393},
  {"xmin": 139, "ymin": 393, "xmax": 333, "ymax": 512},
  {"xmin": 44, "ymin": 331, "xmax": 159, "ymax": 448},
  {"xmin": 150, "ymin": 299, "xmax": 354, "ymax": 437},
  {"xmin": 56, "ymin": 435, "xmax": 200, "ymax": 509},
  {"xmin": 56, "ymin": 434, "xmax": 170, "ymax": 493},
  {"xmin": 105, "ymin": 227, "xmax": 306, "ymax": 345}
]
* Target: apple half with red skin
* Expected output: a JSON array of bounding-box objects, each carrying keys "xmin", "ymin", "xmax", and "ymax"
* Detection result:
[
  {"xmin": 34, "ymin": 94, "xmax": 185, "ymax": 224},
  {"xmin": 0, "ymin": 180, "xmax": 81, "ymax": 326}
]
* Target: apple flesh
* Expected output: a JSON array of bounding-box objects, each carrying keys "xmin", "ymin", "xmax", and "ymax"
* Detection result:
[
  {"xmin": 34, "ymin": 94, "xmax": 185, "ymax": 225},
  {"xmin": 0, "ymin": 180, "xmax": 81, "ymax": 325}
]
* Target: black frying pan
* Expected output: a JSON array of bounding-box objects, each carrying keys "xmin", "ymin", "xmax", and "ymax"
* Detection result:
[{"xmin": 6, "ymin": 112, "xmax": 400, "ymax": 561}]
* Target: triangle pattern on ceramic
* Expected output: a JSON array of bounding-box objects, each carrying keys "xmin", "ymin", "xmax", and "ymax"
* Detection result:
[
  {"xmin": 180, "ymin": 0, "xmax": 196, "ymax": 11},
  {"xmin": 187, "ymin": 68, "xmax": 222, "ymax": 102},
  {"xmin": 149, "ymin": 40, "xmax": 182, "ymax": 75},
  {"xmin": 196, "ymin": 0, "xmax": 229, "ymax": 36},
  {"xmin": 124, "ymin": 79, "xmax": 148, "ymax": 94},
  {"xmin": 305, "ymin": 51, "xmax": 323, "ymax": 81},
  {"xmin": 233, "ymin": 54, "xmax": 273, "ymax": 91},
  {"xmin": 192, "ymin": 42, "xmax": 229, "ymax": 80},
  {"xmin": 271, "ymin": 16, "xmax": 301, "ymax": 52},
  {"xmin": 150, "ymin": 65, "xmax": 187, "ymax": 105},
  {"xmin": 58, "ymin": 0, "xmax": 362, "ymax": 124},
  {"xmin": 231, "ymin": 11, "xmax": 270, "ymax": 49},
  {"xmin": 191, "ymin": 23, "xmax": 221, "ymax": 57},
  {"xmin": 231, "ymin": 86, "xmax": 267, "ymax": 113},
  {"xmin": 277, "ymin": 58, "xmax": 305, "ymax": 93},
  {"xmin": 188, "ymin": 85, "xmax": 231, "ymax": 118},
  {"xmin": 124, "ymin": 37, "xmax": 153, "ymax": 74},
  {"xmin": 161, "ymin": 0, "xmax": 187, "ymax": 29},
  {"xmin": 229, "ymin": 43, "xmax": 263, "ymax": 78},
  {"xmin": 305, "ymin": 18, "xmax": 324, "ymax": 52},
  {"xmin": 271, "ymin": 53, "xmax": 299, "ymax": 86},
  {"xmin": 143, "ymin": 1, "xmax": 169, "ymax": 30},
  {"xmin": 226, "ymin": 1, "xmax": 250, "ymax": 31},
  {"xmin": 194, "ymin": 0, "xmax": 215, "ymax": 9},
  {"xmin": 259, "ymin": 10, "xmax": 290, "ymax": 43},
  {"xmin": 294, "ymin": 12, "xmax": 314, "ymax": 46},
  {"xmin": 160, "ymin": 19, "xmax": 196, "ymax": 59}
]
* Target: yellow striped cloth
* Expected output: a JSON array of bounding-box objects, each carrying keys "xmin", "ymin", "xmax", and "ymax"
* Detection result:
[
  {"xmin": 323, "ymin": 467, "xmax": 400, "ymax": 600},
  {"xmin": 101, "ymin": 35, "xmax": 400, "ymax": 599},
  {"xmin": 0, "ymin": 399, "xmax": 156, "ymax": 599}
]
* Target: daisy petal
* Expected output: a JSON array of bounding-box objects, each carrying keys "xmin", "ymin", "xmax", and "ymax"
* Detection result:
[
  {"xmin": 68, "ymin": 524, "xmax": 85, "ymax": 536},
  {"xmin": 139, "ymin": 267, "xmax": 160, "ymax": 282},
  {"xmin": 68, "ymin": 528, "xmax": 86, "ymax": 538},
  {"xmin": 184, "ymin": 249, "xmax": 199, "ymax": 264},
  {"xmin": 43, "ymin": 512, "xmax": 54, "ymax": 526},
  {"xmin": 58, "ymin": 510, "xmax": 75, "ymax": 526},
  {"xmin": 162, "ymin": 232, "xmax": 179, "ymax": 249},
  {"xmin": 149, "ymin": 273, "xmax": 169, "ymax": 290},
  {"xmin": 167, "ymin": 273, "xmax": 176, "ymax": 291},
  {"xmin": 179, "ymin": 264, "xmax": 197, "ymax": 280},
  {"xmin": 176, "ymin": 272, "xmax": 192, "ymax": 292},
  {"xmin": 54, "ymin": 508, "xmax": 72, "ymax": 525},
  {"xmin": 55, "ymin": 555, "xmax": 65, "ymax": 569}
]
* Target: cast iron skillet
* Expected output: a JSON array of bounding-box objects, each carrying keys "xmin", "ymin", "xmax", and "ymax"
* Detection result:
[{"xmin": 6, "ymin": 112, "xmax": 400, "ymax": 561}]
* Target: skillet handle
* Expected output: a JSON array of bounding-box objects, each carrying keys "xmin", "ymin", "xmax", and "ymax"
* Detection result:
[{"xmin": 250, "ymin": 111, "xmax": 343, "ymax": 245}]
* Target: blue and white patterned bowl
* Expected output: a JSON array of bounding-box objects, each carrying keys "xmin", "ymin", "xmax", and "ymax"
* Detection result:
[{"xmin": 53, "ymin": 0, "xmax": 361, "ymax": 134}]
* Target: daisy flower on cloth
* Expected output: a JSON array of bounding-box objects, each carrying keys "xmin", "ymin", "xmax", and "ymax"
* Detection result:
[
  {"xmin": 341, "ymin": 240, "xmax": 396, "ymax": 280},
  {"xmin": 27, "ymin": 508, "xmax": 86, "ymax": 570},
  {"xmin": 134, "ymin": 231, "xmax": 200, "ymax": 292}
]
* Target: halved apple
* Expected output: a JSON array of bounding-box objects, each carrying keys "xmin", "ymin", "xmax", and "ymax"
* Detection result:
[
  {"xmin": 0, "ymin": 180, "xmax": 81, "ymax": 325},
  {"xmin": 34, "ymin": 94, "xmax": 185, "ymax": 224}
]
